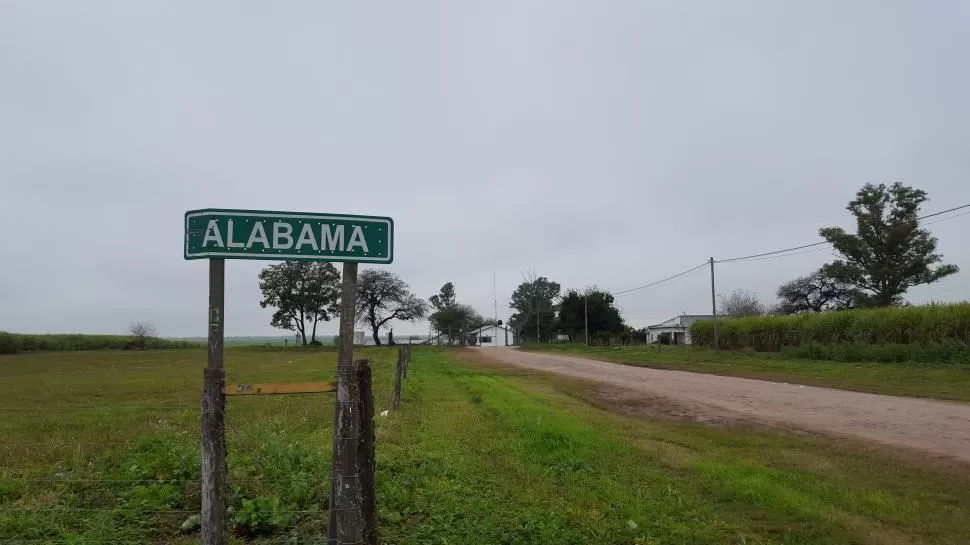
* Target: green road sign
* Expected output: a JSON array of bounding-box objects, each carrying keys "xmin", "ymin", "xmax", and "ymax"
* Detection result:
[{"xmin": 184, "ymin": 208, "xmax": 393, "ymax": 263}]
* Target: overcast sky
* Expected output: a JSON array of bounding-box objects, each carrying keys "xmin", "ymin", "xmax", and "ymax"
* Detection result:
[{"xmin": 2, "ymin": 1, "xmax": 968, "ymax": 338}]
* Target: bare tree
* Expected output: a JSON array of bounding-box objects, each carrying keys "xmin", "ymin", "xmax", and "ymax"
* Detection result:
[
  {"xmin": 718, "ymin": 289, "xmax": 765, "ymax": 317},
  {"xmin": 129, "ymin": 321, "xmax": 157, "ymax": 349},
  {"xmin": 776, "ymin": 270, "xmax": 860, "ymax": 314},
  {"xmin": 355, "ymin": 269, "xmax": 428, "ymax": 346}
]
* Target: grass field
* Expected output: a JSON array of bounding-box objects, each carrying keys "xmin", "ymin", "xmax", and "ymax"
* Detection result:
[
  {"xmin": 2, "ymin": 347, "xmax": 969, "ymax": 544},
  {"xmin": 525, "ymin": 343, "xmax": 970, "ymax": 402}
]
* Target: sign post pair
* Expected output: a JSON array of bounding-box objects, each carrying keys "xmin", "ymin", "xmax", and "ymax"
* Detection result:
[{"xmin": 186, "ymin": 208, "xmax": 393, "ymax": 545}]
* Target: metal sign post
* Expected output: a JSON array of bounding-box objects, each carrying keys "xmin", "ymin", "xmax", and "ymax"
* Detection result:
[{"xmin": 185, "ymin": 208, "xmax": 394, "ymax": 545}]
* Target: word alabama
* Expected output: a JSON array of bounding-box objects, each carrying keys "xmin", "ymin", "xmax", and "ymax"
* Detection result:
[{"xmin": 184, "ymin": 209, "xmax": 393, "ymax": 263}]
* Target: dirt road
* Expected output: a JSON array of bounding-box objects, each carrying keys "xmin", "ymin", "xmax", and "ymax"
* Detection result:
[{"xmin": 475, "ymin": 347, "xmax": 970, "ymax": 462}]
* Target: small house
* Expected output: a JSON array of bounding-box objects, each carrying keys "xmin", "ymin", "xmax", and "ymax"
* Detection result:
[
  {"xmin": 645, "ymin": 314, "xmax": 716, "ymax": 345},
  {"xmin": 469, "ymin": 324, "xmax": 516, "ymax": 347},
  {"xmin": 427, "ymin": 324, "xmax": 516, "ymax": 347}
]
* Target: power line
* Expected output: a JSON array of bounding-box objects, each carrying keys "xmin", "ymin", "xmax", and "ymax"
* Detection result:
[
  {"xmin": 604, "ymin": 203, "xmax": 969, "ymax": 298},
  {"xmin": 917, "ymin": 202, "xmax": 970, "ymax": 220},
  {"xmin": 719, "ymin": 246, "xmax": 833, "ymax": 264},
  {"xmin": 613, "ymin": 261, "xmax": 708, "ymax": 296},
  {"xmin": 924, "ymin": 209, "xmax": 970, "ymax": 226},
  {"xmin": 716, "ymin": 241, "xmax": 830, "ymax": 264},
  {"xmin": 716, "ymin": 202, "xmax": 970, "ymax": 264}
]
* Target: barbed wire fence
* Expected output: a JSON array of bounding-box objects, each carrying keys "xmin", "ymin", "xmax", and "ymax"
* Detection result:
[{"xmin": 0, "ymin": 346, "xmax": 415, "ymax": 545}]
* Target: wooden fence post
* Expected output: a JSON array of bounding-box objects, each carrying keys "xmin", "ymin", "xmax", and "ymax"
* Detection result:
[
  {"xmin": 201, "ymin": 258, "xmax": 227, "ymax": 545},
  {"xmin": 329, "ymin": 263, "xmax": 362, "ymax": 545},
  {"xmin": 356, "ymin": 359, "xmax": 377, "ymax": 545},
  {"xmin": 402, "ymin": 346, "xmax": 409, "ymax": 379},
  {"xmin": 392, "ymin": 348, "xmax": 404, "ymax": 410}
]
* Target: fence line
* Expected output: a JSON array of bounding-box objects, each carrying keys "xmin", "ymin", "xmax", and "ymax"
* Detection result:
[{"xmin": 1, "ymin": 347, "xmax": 417, "ymax": 545}]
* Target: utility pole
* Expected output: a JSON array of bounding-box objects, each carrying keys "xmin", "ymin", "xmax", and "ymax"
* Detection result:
[
  {"xmin": 709, "ymin": 256, "xmax": 718, "ymax": 351},
  {"xmin": 584, "ymin": 293, "xmax": 589, "ymax": 346},
  {"xmin": 535, "ymin": 286, "xmax": 541, "ymax": 344},
  {"xmin": 536, "ymin": 302, "xmax": 540, "ymax": 343},
  {"xmin": 493, "ymin": 272, "xmax": 498, "ymax": 347}
]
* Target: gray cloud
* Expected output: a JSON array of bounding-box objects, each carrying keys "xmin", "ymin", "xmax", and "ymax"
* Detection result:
[{"xmin": 2, "ymin": 1, "xmax": 968, "ymax": 336}]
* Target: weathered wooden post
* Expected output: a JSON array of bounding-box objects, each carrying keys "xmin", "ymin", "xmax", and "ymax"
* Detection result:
[
  {"xmin": 392, "ymin": 348, "xmax": 404, "ymax": 410},
  {"xmin": 201, "ymin": 258, "xmax": 227, "ymax": 545},
  {"xmin": 402, "ymin": 346, "xmax": 409, "ymax": 379},
  {"xmin": 356, "ymin": 359, "xmax": 377, "ymax": 545},
  {"xmin": 329, "ymin": 263, "xmax": 362, "ymax": 544}
]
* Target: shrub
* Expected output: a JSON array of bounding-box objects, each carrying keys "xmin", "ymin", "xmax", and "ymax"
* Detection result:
[
  {"xmin": 781, "ymin": 342, "xmax": 970, "ymax": 364},
  {"xmin": 233, "ymin": 496, "xmax": 291, "ymax": 536}
]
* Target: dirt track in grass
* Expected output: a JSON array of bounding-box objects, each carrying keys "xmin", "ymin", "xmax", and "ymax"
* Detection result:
[{"xmin": 470, "ymin": 347, "xmax": 970, "ymax": 464}]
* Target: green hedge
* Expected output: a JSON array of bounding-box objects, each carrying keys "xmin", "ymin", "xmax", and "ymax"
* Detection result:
[
  {"xmin": 781, "ymin": 342, "xmax": 970, "ymax": 364},
  {"xmin": 0, "ymin": 332, "xmax": 200, "ymax": 354},
  {"xmin": 689, "ymin": 303, "xmax": 970, "ymax": 356}
]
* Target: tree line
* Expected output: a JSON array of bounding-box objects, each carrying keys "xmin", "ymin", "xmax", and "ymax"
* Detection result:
[
  {"xmin": 506, "ymin": 182, "xmax": 961, "ymax": 342},
  {"xmin": 258, "ymin": 182, "xmax": 958, "ymax": 345},
  {"xmin": 258, "ymin": 264, "xmax": 429, "ymax": 346},
  {"xmin": 258, "ymin": 268, "xmax": 504, "ymax": 347},
  {"xmin": 505, "ymin": 273, "xmax": 631, "ymax": 344}
]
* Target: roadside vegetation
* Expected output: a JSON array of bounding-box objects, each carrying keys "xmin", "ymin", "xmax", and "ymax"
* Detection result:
[
  {"xmin": 0, "ymin": 331, "xmax": 199, "ymax": 354},
  {"xmin": 689, "ymin": 302, "xmax": 970, "ymax": 363},
  {"xmin": 3, "ymin": 347, "xmax": 970, "ymax": 544}
]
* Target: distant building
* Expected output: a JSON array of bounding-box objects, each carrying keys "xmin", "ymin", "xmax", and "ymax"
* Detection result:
[
  {"xmin": 470, "ymin": 324, "xmax": 515, "ymax": 347},
  {"xmin": 428, "ymin": 324, "xmax": 516, "ymax": 347},
  {"xmin": 645, "ymin": 314, "xmax": 715, "ymax": 345}
]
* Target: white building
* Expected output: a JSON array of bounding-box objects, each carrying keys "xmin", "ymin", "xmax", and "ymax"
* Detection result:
[
  {"xmin": 429, "ymin": 324, "xmax": 516, "ymax": 347},
  {"xmin": 645, "ymin": 314, "xmax": 715, "ymax": 345},
  {"xmin": 470, "ymin": 324, "xmax": 516, "ymax": 347}
]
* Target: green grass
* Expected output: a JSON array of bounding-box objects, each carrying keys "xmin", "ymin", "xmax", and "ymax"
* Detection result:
[
  {"xmin": 526, "ymin": 343, "xmax": 970, "ymax": 402},
  {"xmin": 2, "ymin": 347, "xmax": 969, "ymax": 543}
]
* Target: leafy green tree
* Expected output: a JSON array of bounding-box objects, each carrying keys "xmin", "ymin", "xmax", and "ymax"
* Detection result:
[
  {"xmin": 429, "ymin": 282, "xmax": 456, "ymax": 311},
  {"xmin": 820, "ymin": 183, "xmax": 959, "ymax": 307},
  {"xmin": 355, "ymin": 269, "xmax": 428, "ymax": 346},
  {"xmin": 430, "ymin": 303, "xmax": 485, "ymax": 344},
  {"xmin": 427, "ymin": 282, "xmax": 490, "ymax": 345},
  {"xmin": 776, "ymin": 270, "xmax": 860, "ymax": 314},
  {"xmin": 509, "ymin": 274, "xmax": 560, "ymax": 343},
  {"xmin": 556, "ymin": 289, "xmax": 624, "ymax": 341},
  {"xmin": 258, "ymin": 261, "xmax": 341, "ymax": 345}
]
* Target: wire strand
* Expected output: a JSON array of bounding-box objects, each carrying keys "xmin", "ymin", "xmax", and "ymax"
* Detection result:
[
  {"xmin": 715, "ymin": 202, "xmax": 970, "ymax": 264},
  {"xmin": 717, "ymin": 246, "xmax": 833, "ymax": 264},
  {"xmin": 612, "ymin": 261, "xmax": 709, "ymax": 296}
]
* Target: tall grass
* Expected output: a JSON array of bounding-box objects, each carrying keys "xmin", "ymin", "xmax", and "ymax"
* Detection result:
[
  {"xmin": 0, "ymin": 332, "xmax": 200, "ymax": 354},
  {"xmin": 689, "ymin": 303, "xmax": 970, "ymax": 362}
]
